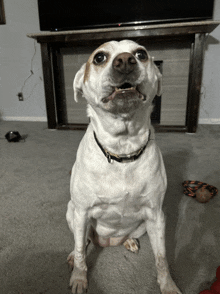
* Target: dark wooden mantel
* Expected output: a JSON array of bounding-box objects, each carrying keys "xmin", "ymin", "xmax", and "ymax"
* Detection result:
[{"xmin": 28, "ymin": 21, "xmax": 220, "ymax": 132}]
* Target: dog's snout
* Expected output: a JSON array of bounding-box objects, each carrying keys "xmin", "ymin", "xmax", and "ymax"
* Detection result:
[{"xmin": 113, "ymin": 53, "xmax": 137, "ymax": 74}]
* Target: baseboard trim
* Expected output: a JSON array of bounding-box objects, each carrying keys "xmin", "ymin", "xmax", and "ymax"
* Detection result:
[
  {"xmin": 2, "ymin": 116, "xmax": 219, "ymax": 125},
  {"xmin": 199, "ymin": 118, "xmax": 220, "ymax": 124},
  {"xmin": 2, "ymin": 116, "xmax": 47, "ymax": 122}
]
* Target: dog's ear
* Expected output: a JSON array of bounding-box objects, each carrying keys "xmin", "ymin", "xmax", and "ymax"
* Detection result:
[
  {"xmin": 151, "ymin": 58, "xmax": 162, "ymax": 96},
  {"xmin": 73, "ymin": 63, "xmax": 86, "ymax": 102},
  {"xmin": 156, "ymin": 68, "xmax": 162, "ymax": 97}
]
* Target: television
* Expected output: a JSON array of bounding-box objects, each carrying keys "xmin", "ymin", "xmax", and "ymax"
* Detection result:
[{"xmin": 38, "ymin": 0, "xmax": 214, "ymax": 32}]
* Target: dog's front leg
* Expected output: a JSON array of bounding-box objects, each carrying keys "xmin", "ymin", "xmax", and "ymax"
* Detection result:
[
  {"xmin": 67, "ymin": 201, "xmax": 88, "ymax": 294},
  {"xmin": 146, "ymin": 208, "xmax": 182, "ymax": 294}
]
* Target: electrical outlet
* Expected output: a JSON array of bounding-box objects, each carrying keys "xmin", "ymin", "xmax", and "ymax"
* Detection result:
[{"xmin": 18, "ymin": 92, "xmax": 23, "ymax": 101}]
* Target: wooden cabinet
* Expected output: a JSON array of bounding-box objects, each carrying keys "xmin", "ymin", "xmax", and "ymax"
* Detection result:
[{"xmin": 28, "ymin": 21, "xmax": 219, "ymax": 132}]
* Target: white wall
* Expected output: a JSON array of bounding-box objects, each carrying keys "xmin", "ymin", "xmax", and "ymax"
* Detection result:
[
  {"xmin": 0, "ymin": 0, "xmax": 219, "ymax": 124},
  {"xmin": 199, "ymin": 0, "xmax": 220, "ymax": 124},
  {"xmin": 0, "ymin": 0, "xmax": 46, "ymax": 121}
]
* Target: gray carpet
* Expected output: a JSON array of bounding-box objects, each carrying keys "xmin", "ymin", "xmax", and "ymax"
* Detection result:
[{"xmin": 1, "ymin": 121, "xmax": 220, "ymax": 294}]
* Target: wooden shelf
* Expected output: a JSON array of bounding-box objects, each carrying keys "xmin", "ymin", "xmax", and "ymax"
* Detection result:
[{"xmin": 28, "ymin": 21, "xmax": 220, "ymax": 43}]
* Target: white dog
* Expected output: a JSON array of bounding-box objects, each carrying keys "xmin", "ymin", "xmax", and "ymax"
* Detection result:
[{"xmin": 66, "ymin": 40, "xmax": 181, "ymax": 294}]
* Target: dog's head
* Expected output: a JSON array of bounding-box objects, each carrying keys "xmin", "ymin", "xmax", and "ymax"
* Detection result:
[{"xmin": 73, "ymin": 40, "xmax": 162, "ymax": 114}]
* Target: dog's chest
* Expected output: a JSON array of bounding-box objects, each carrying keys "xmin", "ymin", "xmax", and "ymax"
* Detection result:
[
  {"xmin": 88, "ymin": 189, "xmax": 149, "ymax": 223},
  {"xmin": 71, "ymin": 130, "xmax": 167, "ymax": 223}
]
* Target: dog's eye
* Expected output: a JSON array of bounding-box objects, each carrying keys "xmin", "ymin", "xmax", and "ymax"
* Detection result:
[
  {"xmin": 93, "ymin": 52, "xmax": 107, "ymax": 65},
  {"xmin": 135, "ymin": 50, "xmax": 148, "ymax": 61}
]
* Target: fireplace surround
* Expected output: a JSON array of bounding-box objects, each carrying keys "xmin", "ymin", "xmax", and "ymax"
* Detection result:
[{"xmin": 28, "ymin": 21, "xmax": 220, "ymax": 132}]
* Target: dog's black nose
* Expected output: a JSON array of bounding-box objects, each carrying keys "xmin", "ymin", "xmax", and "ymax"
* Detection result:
[{"xmin": 113, "ymin": 53, "xmax": 137, "ymax": 74}]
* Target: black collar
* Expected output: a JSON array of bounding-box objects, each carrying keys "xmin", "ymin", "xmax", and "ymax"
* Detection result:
[{"xmin": 94, "ymin": 130, "xmax": 151, "ymax": 163}]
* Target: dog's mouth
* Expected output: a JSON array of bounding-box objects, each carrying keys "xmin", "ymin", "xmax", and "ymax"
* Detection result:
[{"xmin": 102, "ymin": 83, "xmax": 146, "ymax": 103}]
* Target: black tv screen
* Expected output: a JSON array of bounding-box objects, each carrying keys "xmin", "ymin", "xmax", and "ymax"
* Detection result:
[{"xmin": 38, "ymin": 0, "xmax": 214, "ymax": 31}]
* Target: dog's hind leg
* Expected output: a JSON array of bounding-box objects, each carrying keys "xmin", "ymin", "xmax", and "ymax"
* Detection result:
[
  {"xmin": 67, "ymin": 250, "xmax": 75, "ymax": 269},
  {"xmin": 123, "ymin": 238, "xmax": 140, "ymax": 253},
  {"xmin": 146, "ymin": 208, "xmax": 182, "ymax": 294}
]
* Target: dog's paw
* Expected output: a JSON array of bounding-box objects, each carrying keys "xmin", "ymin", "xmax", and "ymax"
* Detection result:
[
  {"xmin": 70, "ymin": 268, "xmax": 88, "ymax": 294},
  {"xmin": 161, "ymin": 281, "xmax": 182, "ymax": 294},
  {"xmin": 161, "ymin": 291, "xmax": 182, "ymax": 294},
  {"xmin": 123, "ymin": 238, "xmax": 139, "ymax": 253},
  {"xmin": 71, "ymin": 278, "xmax": 88, "ymax": 294},
  {"xmin": 67, "ymin": 250, "xmax": 75, "ymax": 269}
]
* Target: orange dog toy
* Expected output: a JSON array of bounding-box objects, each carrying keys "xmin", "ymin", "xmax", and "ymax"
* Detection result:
[{"xmin": 182, "ymin": 181, "xmax": 218, "ymax": 203}]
